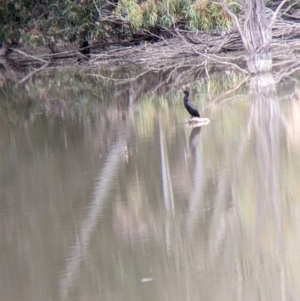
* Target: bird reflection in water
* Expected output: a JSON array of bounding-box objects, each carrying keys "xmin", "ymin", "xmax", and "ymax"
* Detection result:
[{"xmin": 189, "ymin": 127, "xmax": 202, "ymax": 157}]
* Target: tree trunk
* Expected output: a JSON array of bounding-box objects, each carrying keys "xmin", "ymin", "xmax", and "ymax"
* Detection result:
[{"xmin": 243, "ymin": 0, "xmax": 272, "ymax": 73}]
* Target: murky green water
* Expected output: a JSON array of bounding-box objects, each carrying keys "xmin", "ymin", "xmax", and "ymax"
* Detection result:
[{"xmin": 1, "ymin": 68, "xmax": 300, "ymax": 301}]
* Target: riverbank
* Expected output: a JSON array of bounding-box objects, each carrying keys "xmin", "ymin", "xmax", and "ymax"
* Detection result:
[{"xmin": 2, "ymin": 24, "xmax": 300, "ymax": 86}]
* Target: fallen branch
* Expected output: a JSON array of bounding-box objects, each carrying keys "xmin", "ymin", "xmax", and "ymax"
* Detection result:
[
  {"xmin": 270, "ymin": 0, "xmax": 293, "ymax": 30},
  {"xmin": 11, "ymin": 48, "xmax": 49, "ymax": 63},
  {"xmin": 19, "ymin": 62, "xmax": 50, "ymax": 84},
  {"xmin": 175, "ymin": 29, "xmax": 249, "ymax": 75}
]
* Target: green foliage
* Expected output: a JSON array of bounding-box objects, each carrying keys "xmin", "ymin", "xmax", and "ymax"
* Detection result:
[
  {"xmin": 115, "ymin": 0, "xmax": 238, "ymax": 31},
  {"xmin": 0, "ymin": 0, "xmax": 110, "ymax": 45},
  {"xmin": 141, "ymin": 1, "xmax": 159, "ymax": 28},
  {"xmin": 188, "ymin": 0, "xmax": 233, "ymax": 30},
  {"xmin": 0, "ymin": 0, "xmax": 242, "ymax": 45}
]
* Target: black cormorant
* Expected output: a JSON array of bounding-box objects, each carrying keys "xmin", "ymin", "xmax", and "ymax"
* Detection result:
[
  {"xmin": 183, "ymin": 90, "xmax": 200, "ymax": 118},
  {"xmin": 182, "ymin": 90, "xmax": 210, "ymax": 126}
]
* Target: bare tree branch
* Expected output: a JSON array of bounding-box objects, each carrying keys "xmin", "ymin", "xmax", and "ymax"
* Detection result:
[
  {"xmin": 19, "ymin": 62, "xmax": 50, "ymax": 84},
  {"xmin": 270, "ymin": 0, "xmax": 290, "ymax": 30},
  {"xmin": 220, "ymin": 0, "xmax": 248, "ymax": 47},
  {"xmin": 11, "ymin": 48, "xmax": 49, "ymax": 63},
  {"xmin": 175, "ymin": 29, "xmax": 249, "ymax": 74}
]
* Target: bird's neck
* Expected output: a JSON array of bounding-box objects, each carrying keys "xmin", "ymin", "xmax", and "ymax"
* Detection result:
[{"xmin": 184, "ymin": 95, "xmax": 189, "ymax": 103}]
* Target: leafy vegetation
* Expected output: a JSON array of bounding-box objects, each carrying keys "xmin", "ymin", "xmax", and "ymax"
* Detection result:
[
  {"xmin": 0, "ymin": 0, "xmax": 110, "ymax": 45},
  {"xmin": 0, "ymin": 0, "xmax": 240, "ymax": 46},
  {"xmin": 115, "ymin": 0, "xmax": 238, "ymax": 30},
  {"xmin": 1, "ymin": 0, "xmax": 297, "ymax": 47}
]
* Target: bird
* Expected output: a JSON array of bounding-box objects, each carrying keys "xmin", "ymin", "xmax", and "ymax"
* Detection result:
[
  {"xmin": 182, "ymin": 90, "xmax": 210, "ymax": 126},
  {"xmin": 183, "ymin": 90, "xmax": 200, "ymax": 118}
]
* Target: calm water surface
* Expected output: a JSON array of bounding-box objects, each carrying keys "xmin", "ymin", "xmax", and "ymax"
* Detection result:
[{"xmin": 1, "ymin": 70, "xmax": 300, "ymax": 301}]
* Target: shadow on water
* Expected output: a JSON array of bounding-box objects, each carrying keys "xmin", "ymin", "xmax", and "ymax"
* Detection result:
[{"xmin": 1, "ymin": 67, "xmax": 300, "ymax": 301}]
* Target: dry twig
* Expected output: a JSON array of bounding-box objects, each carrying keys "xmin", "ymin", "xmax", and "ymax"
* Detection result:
[{"xmin": 19, "ymin": 62, "xmax": 50, "ymax": 84}]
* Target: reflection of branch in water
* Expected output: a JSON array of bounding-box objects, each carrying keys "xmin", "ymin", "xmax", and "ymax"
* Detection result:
[
  {"xmin": 228, "ymin": 99, "xmax": 256, "ymax": 299},
  {"xmin": 186, "ymin": 126, "xmax": 209, "ymax": 235},
  {"xmin": 247, "ymin": 74, "xmax": 291, "ymax": 300},
  {"xmin": 192, "ymin": 75, "xmax": 280, "ymax": 299},
  {"xmin": 113, "ymin": 62, "xmax": 205, "ymax": 100},
  {"xmin": 159, "ymin": 120, "xmax": 176, "ymax": 253},
  {"xmin": 211, "ymin": 75, "xmax": 250, "ymax": 104},
  {"xmin": 207, "ymin": 154, "xmax": 231, "ymax": 259},
  {"xmin": 59, "ymin": 129, "xmax": 130, "ymax": 300},
  {"xmin": 159, "ymin": 120, "xmax": 174, "ymax": 214}
]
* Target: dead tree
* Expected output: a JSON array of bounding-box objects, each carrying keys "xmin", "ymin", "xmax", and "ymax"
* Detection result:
[{"xmin": 222, "ymin": 0, "xmax": 288, "ymax": 74}]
